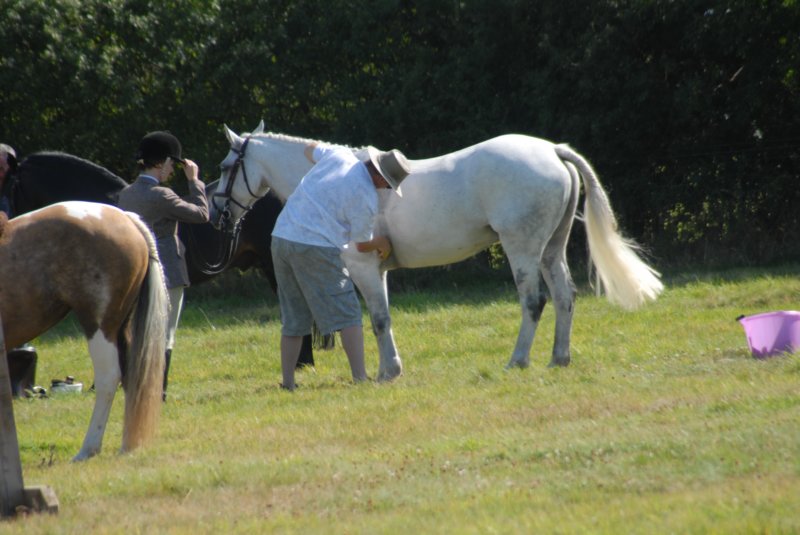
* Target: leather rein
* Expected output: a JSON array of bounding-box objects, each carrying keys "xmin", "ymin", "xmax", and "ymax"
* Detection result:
[{"xmin": 190, "ymin": 136, "xmax": 262, "ymax": 277}]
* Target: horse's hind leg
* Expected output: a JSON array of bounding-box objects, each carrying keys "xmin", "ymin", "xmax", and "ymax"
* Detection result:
[
  {"xmin": 73, "ymin": 331, "xmax": 121, "ymax": 461},
  {"xmin": 540, "ymin": 251, "xmax": 576, "ymax": 367},
  {"xmin": 539, "ymin": 159, "xmax": 580, "ymax": 367},
  {"xmin": 502, "ymin": 235, "xmax": 549, "ymax": 369}
]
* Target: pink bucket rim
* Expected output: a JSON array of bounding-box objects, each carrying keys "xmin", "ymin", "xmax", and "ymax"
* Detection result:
[{"xmin": 738, "ymin": 310, "xmax": 800, "ymax": 324}]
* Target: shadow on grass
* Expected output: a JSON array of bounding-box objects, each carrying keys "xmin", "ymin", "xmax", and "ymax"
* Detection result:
[
  {"xmin": 31, "ymin": 262, "xmax": 800, "ymax": 345},
  {"xmin": 660, "ymin": 262, "xmax": 800, "ymax": 288},
  {"xmin": 186, "ymin": 261, "xmax": 800, "ymax": 318}
]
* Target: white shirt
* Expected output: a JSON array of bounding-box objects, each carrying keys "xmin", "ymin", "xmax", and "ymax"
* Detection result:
[{"xmin": 272, "ymin": 145, "xmax": 377, "ymax": 249}]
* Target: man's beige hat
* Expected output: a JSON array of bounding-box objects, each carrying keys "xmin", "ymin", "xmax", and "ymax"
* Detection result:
[{"xmin": 366, "ymin": 146, "xmax": 411, "ymax": 196}]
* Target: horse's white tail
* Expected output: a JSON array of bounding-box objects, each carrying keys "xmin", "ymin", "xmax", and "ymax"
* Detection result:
[
  {"xmin": 121, "ymin": 213, "xmax": 168, "ymax": 451},
  {"xmin": 555, "ymin": 145, "xmax": 663, "ymax": 310}
]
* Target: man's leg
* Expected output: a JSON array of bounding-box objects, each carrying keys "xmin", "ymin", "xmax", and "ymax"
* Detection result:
[
  {"xmin": 281, "ymin": 334, "xmax": 304, "ymax": 390},
  {"xmin": 339, "ymin": 325, "xmax": 367, "ymax": 382},
  {"xmin": 273, "ymin": 238, "xmax": 311, "ymax": 391}
]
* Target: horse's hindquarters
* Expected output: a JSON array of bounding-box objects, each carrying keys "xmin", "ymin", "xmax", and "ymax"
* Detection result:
[
  {"xmin": 0, "ymin": 201, "xmax": 158, "ymax": 459},
  {"xmin": 0, "ymin": 202, "xmax": 151, "ymax": 339}
]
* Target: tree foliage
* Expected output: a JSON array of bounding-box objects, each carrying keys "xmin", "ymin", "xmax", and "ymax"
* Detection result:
[{"xmin": 1, "ymin": 0, "xmax": 797, "ymax": 268}]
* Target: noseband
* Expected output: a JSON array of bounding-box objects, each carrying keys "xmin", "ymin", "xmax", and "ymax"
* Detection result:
[{"xmin": 212, "ymin": 136, "xmax": 261, "ymax": 233}]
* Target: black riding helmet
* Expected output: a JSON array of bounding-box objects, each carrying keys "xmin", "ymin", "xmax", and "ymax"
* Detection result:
[{"xmin": 136, "ymin": 131, "xmax": 185, "ymax": 167}]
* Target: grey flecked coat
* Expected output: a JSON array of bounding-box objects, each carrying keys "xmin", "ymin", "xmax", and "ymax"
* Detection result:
[{"xmin": 118, "ymin": 176, "xmax": 209, "ymax": 288}]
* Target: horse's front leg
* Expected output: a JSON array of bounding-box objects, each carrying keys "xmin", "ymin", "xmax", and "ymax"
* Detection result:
[
  {"xmin": 74, "ymin": 332, "xmax": 121, "ymax": 461},
  {"xmin": 343, "ymin": 251, "xmax": 401, "ymax": 381}
]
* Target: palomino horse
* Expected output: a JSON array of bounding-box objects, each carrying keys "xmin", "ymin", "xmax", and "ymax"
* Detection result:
[
  {"xmin": 211, "ymin": 124, "xmax": 664, "ymax": 380},
  {"xmin": 0, "ymin": 202, "xmax": 168, "ymax": 461}
]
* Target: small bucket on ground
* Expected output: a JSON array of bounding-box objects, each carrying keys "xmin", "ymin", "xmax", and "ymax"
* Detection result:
[
  {"xmin": 737, "ymin": 310, "xmax": 800, "ymax": 359},
  {"xmin": 50, "ymin": 376, "xmax": 83, "ymax": 394}
]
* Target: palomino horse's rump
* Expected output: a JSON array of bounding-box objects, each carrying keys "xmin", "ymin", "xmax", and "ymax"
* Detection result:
[{"xmin": 0, "ymin": 201, "xmax": 167, "ymax": 460}]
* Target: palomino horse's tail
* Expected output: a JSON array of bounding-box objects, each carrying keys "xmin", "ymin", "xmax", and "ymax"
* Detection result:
[
  {"xmin": 120, "ymin": 213, "xmax": 168, "ymax": 451},
  {"xmin": 555, "ymin": 145, "xmax": 663, "ymax": 310}
]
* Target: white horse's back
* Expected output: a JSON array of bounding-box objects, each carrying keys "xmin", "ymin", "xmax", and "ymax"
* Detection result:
[{"xmin": 382, "ymin": 135, "xmax": 574, "ymax": 269}]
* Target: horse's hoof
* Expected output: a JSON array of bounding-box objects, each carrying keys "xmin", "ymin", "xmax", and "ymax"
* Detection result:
[
  {"xmin": 71, "ymin": 450, "xmax": 97, "ymax": 462},
  {"xmin": 377, "ymin": 358, "xmax": 403, "ymax": 382},
  {"xmin": 505, "ymin": 358, "xmax": 530, "ymax": 370},
  {"xmin": 548, "ymin": 356, "xmax": 571, "ymax": 368}
]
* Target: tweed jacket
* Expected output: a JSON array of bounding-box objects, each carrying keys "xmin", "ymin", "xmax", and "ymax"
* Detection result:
[{"xmin": 118, "ymin": 175, "xmax": 209, "ymax": 288}]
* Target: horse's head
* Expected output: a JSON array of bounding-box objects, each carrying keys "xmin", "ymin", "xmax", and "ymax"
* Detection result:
[{"xmin": 210, "ymin": 121, "xmax": 266, "ymax": 231}]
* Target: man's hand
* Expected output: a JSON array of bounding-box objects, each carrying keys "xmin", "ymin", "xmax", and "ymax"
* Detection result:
[
  {"xmin": 304, "ymin": 142, "xmax": 318, "ymax": 164},
  {"xmin": 356, "ymin": 235, "xmax": 392, "ymax": 260},
  {"xmin": 375, "ymin": 236, "xmax": 392, "ymax": 260}
]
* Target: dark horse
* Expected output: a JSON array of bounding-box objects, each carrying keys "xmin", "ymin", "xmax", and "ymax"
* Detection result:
[{"xmin": 9, "ymin": 151, "xmax": 315, "ymax": 366}]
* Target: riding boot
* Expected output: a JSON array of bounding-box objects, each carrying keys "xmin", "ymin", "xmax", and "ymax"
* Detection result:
[
  {"xmin": 162, "ymin": 349, "xmax": 172, "ymax": 402},
  {"xmin": 296, "ymin": 334, "xmax": 316, "ymax": 368}
]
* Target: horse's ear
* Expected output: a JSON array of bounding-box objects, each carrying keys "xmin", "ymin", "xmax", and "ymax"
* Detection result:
[
  {"xmin": 254, "ymin": 120, "xmax": 265, "ymax": 134},
  {"xmin": 223, "ymin": 124, "xmax": 237, "ymax": 145}
]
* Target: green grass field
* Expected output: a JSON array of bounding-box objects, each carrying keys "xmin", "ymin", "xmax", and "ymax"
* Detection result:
[{"xmin": 5, "ymin": 267, "xmax": 799, "ymax": 533}]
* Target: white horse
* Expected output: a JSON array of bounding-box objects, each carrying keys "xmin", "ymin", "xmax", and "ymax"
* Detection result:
[{"xmin": 210, "ymin": 122, "xmax": 663, "ymax": 380}]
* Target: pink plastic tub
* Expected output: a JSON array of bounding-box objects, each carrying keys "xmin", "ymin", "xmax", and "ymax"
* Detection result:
[{"xmin": 738, "ymin": 311, "xmax": 800, "ymax": 358}]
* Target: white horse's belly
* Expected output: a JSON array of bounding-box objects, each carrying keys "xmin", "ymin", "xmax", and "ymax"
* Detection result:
[
  {"xmin": 391, "ymin": 226, "xmax": 499, "ymax": 268},
  {"xmin": 380, "ymin": 191, "xmax": 499, "ymax": 268}
]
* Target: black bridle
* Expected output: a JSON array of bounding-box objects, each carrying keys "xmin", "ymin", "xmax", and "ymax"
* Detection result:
[
  {"xmin": 191, "ymin": 135, "xmax": 264, "ymax": 277},
  {"xmin": 211, "ymin": 135, "xmax": 261, "ymax": 234}
]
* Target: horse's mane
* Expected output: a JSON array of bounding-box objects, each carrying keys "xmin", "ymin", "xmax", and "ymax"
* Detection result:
[
  {"xmin": 255, "ymin": 132, "xmax": 364, "ymax": 152},
  {"xmin": 255, "ymin": 131, "xmax": 317, "ymax": 145},
  {"xmin": 0, "ymin": 212, "xmax": 7, "ymax": 239},
  {"xmin": 12, "ymin": 151, "xmax": 129, "ymax": 216},
  {"xmin": 18, "ymin": 151, "xmax": 128, "ymax": 188}
]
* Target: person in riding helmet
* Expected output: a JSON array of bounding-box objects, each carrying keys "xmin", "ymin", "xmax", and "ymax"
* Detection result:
[{"xmin": 118, "ymin": 131, "xmax": 209, "ymax": 401}]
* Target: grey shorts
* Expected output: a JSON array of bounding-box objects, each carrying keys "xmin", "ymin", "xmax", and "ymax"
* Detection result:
[{"xmin": 271, "ymin": 237, "xmax": 362, "ymax": 336}]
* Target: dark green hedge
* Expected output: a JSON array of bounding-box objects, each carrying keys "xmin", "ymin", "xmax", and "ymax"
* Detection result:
[{"xmin": 2, "ymin": 0, "xmax": 798, "ymax": 270}]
